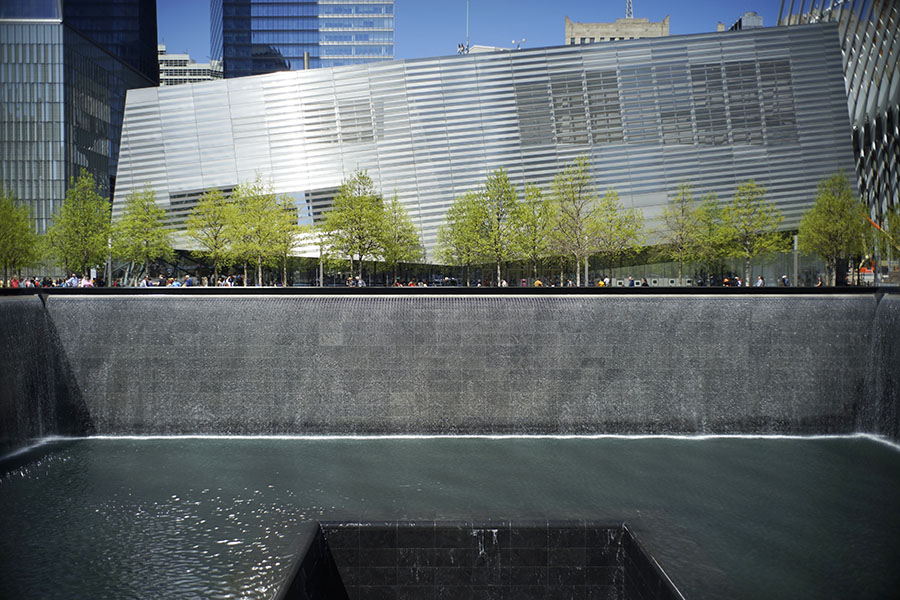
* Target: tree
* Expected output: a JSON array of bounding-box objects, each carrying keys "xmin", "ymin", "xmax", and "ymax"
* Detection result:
[
  {"xmin": 0, "ymin": 187, "xmax": 39, "ymax": 286},
  {"xmin": 660, "ymin": 183, "xmax": 702, "ymax": 284},
  {"xmin": 436, "ymin": 191, "xmax": 485, "ymax": 287},
  {"xmin": 886, "ymin": 207, "xmax": 900, "ymax": 255},
  {"xmin": 186, "ymin": 188, "xmax": 235, "ymax": 283},
  {"xmin": 45, "ymin": 171, "xmax": 111, "ymax": 276},
  {"xmin": 231, "ymin": 176, "xmax": 290, "ymax": 286},
  {"xmin": 112, "ymin": 187, "xmax": 173, "ymax": 285},
  {"xmin": 692, "ymin": 194, "xmax": 730, "ymax": 285},
  {"xmin": 798, "ymin": 173, "xmax": 868, "ymax": 286},
  {"xmin": 478, "ymin": 168, "xmax": 520, "ymax": 285},
  {"xmin": 321, "ymin": 170, "xmax": 385, "ymax": 280},
  {"xmin": 512, "ymin": 183, "xmax": 555, "ymax": 280},
  {"xmin": 593, "ymin": 188, "xmax": 644, "ymax": 277},
  {"xmin": 271, "ymin": 194, "xmax": 302, "ymax": 286},
  {"xmin": 380, "ymin": 193, "xmax": 424, "ymax": 282},
  {"xmin": 550, "ymin": 155, "xmax": 600, "ymax": 286},
  {"xmin": 721, "ymin": 180, "xmax": 785, "ymax": 284}
]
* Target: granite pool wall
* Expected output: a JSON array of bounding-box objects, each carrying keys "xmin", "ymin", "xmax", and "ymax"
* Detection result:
[{"xmin": 1, "ymin": 289, "xmax": 897, "ymax": 455}]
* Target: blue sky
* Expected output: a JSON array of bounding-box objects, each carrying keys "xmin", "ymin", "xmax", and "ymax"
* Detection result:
[{"xmin": 157, "ymin": 0, "xmax": 790, "ymax": 62}]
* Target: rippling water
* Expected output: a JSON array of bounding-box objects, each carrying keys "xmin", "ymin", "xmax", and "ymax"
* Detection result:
[{"xmin": 1, "ymin": 436, "xmax": 899, "ymax": 599}]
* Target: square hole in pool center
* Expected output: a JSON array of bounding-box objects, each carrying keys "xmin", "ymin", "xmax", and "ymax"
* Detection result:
[{"xmin": 283, "ymin": 520, "xmax": 684, "ymax": 600}]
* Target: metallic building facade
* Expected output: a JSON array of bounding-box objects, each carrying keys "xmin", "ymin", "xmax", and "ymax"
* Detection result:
[
  {"xmin": 211, "ymin": 0, "xmax": 394, "ymax": 78},
  {"xmin": 781, "ymin": 0, "xmax": 900, "ymax": 223},
  {"xmin": 0, "ymin": 0, "xmax": 157, "ymax": 232},
  {"xmin": 114, "ymin": 23, "xmax": 855, "ymax": 258}
]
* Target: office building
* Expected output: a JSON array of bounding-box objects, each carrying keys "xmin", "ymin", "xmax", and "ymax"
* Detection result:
[
  {"xmin": 211, "ymin": 0, "xmax": 394, "ymax": 79},
  {"xmin": 724, "ymin": 12, "xmax": 764, "ymax": 31},
  {"xmin": 158, "ymin": 45, "xmax": 223, "ymax": 86},
  {"xmin": 113, "ymin": 24, "xmax": 854, "ymax": 259},
  {"xmin": 564, "ymin": 15, "xmax": 669, "ymax": 45},
  {"xmin": 0, "ymin": 0, "xmax": 158, "ymax": 233}
]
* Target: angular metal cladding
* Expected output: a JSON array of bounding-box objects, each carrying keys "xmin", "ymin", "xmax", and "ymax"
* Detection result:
[{"xmin": 112, "ymin": 24, "xmax": 855, "ymax": 259}]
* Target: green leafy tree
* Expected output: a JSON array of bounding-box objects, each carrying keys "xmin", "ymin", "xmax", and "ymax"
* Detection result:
[
  {"xmin": 231, "ymin": 176, "xmax": 290, "ymax": 286},
  {"xmin": 436, "ymin": 191, "xmax": 485, "ymax": 287},
  {"xmin": 45, "ymin": 171, "xmax": 111, "ymax": 277},
  {"xmin": 593, "ymin": 188, "xmax": 645, "ymax": 278},
  {"xmin": 550, "ymin": 155, "xmax": 600, "ymax": 286},
  {"xmin": 0, "ymin": 187, "xmax": 39, "ymax": 286},
  {"xmin": 660, "ymin": 183, "xmax": 702, "ymax": 284},
  {"xmin": 478, "ymin": 168, "xmax": 520, "ymax": 285},
  {"xmin": 321, "ymin": 170, "xmax": 385, "ymax": 280},
  {"xmin": 186, "ymin": 188, "xmax": 235, "ymax": 283},
  {"xmin": 721, "ymin": 180, "xmax": 785, "ymax": 284},
  {"xmin": 512, "ymin": 183, "xmax": 555, "ymax": 280},
  {"xmin": 380, "ymin": 193, "xmax": 424, "ymax": 282},
  {"xmin": 112, "ymin": 187, "xmax": 173, "ymax": 285},
  {"xmin": 271, "ymin": 194, "xmax": 302, "ymax": 286},
  {"xmin": 692, "ymin": 194, "xmax": 730, "ymax": 285},
  {"xmin": 798, "ymin": 173, "xmax": 868, "ymax": 286},
  {"xmin": 885, "ymin": 207, "xmax": 900, "ymax": 255}
]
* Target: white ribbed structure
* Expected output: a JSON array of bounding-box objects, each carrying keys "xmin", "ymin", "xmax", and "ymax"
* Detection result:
[{"xmin": 114, "ymin": 25, "xmax": 855, "ymax": 257}]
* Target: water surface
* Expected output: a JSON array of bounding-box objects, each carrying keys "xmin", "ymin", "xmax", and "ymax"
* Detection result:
[{"xmin": 1, "ymin": 436, "xmax": 898, "ymax": 599}]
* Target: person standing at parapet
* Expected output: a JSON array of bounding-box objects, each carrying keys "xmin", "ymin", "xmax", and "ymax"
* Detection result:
[{"xmin": 755, "ymin": 276, "xmax": 765, "ymax": 287}]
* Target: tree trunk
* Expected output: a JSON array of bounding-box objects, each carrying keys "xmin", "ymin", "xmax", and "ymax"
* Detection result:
[
  {"xmin": 744, "ymin": 258, "xmax": 751, "ymax": 286},
  {"xmin": 257, "ymin": 257, "xmax": 263, "ymax": 287},
  {"xmin": 496, "ymin": 262, "xmax": 501, "ymax": 288},
  {"xmin": 243, "ymin": 263, "xmax": 248, "ymax": 285},
  {"xmin": 583, "ymin": 256, "xmax": 589, "ymax": 287},
  {"xmin": 575, "ymin": 254, "xmax": 581, "ymax": 287},
  {"xmin": 532, "ymin": 261, "xmax": 537, "ymax": 280}
]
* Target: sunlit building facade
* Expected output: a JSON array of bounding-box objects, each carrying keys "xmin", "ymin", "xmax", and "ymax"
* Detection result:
[
  {"xmin": 114, "ymin": 23, "xmax": 855, "ymax": 258},
  {"xmin": 211, "ymin": 0, "xmax": 394, "ymax": 78}
]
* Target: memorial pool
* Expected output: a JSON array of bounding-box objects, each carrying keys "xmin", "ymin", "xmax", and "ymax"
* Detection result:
[{"xmin": 2, "ymin": 435, "xmax": 898, "ymax": 599}]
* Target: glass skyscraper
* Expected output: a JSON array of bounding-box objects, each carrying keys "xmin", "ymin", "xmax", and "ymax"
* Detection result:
[
  {"xmin": 211, "ymin": 0, "xmax": 394, "ymax": 79},
  {"xmin": 0, "ymin": 0, "xmax": 157, "ymax": 233}
]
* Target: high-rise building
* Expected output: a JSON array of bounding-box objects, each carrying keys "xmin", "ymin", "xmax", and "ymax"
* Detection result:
[
  {"xmin": 211, "ymin": 0, "xmax": 394, "ymax": 79},
  {"xmin": 158, "ymin": 45, "xmax": 223, "ymax": 86},
  {"xmin": 114, "ymin": 24, "xmax": 854, "ymax": 258},
  {"xmin": 0, "ymin": 0, "xmax": 158, "ymax": 233},
  {"xmin": 564, "ymin": 15, "xmax": 669, "ymax": 45}
]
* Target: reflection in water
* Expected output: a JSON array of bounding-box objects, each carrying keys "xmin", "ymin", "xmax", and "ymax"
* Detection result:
[{"xmin": 1, "ymin": 436, "xmax": 899, "ymax": 599}]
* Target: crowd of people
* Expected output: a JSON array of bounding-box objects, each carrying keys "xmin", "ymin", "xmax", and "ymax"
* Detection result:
[{"xmin": 1, "ymin": 272, "xmax": 829, "ymax": 289}]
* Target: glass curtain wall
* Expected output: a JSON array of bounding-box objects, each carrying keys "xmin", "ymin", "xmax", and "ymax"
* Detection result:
[{"xmin": 213, "ymin": 0, "xmax": 393, "ymax": 78}]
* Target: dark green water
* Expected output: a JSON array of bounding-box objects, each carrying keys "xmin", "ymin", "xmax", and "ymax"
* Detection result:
[{"xmin": 1, "ymin": 436, "xmax": 898, "ymax": 599}]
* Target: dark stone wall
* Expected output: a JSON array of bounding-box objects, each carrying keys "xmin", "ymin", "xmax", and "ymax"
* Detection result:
[
  {"xmin": 38, "ymin": 293, "xmax": 883, "ymax": 437},
  {"xmin": 0, "ymin": 296, "xmax": 90, "ymax": 456},
  {"xmin": 298, "ymin": 520, "xmax": 681, "ymax": 600}
]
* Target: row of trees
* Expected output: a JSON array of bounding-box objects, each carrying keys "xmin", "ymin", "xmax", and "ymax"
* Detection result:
[
  {"xmin": 0, "ymin": 170, "xmax": 424, "ymax": 286},
  {"xmin": 0, "ymin": 165, "xmax": 894, "ymax": 287},
  {"xmin": 437, "ymin": 157, "xmax": 645, "ymax": 286},
  {"xmin": 659, "ymin": 180, "xmax": 784, "ymax": 285},
  {"xmin": 436, "ymin": 156, "xmax": 792, "ymax": 286}
]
